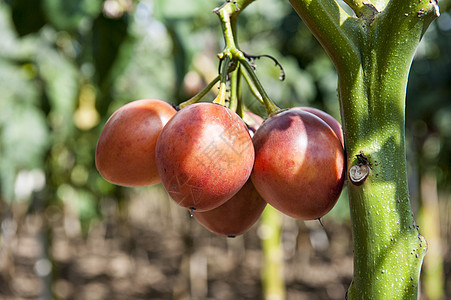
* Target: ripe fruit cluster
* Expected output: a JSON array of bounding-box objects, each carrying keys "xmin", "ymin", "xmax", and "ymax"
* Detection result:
[{"xmin": 96, "ymin": 99, "xmax": 345, "ymax": 237}]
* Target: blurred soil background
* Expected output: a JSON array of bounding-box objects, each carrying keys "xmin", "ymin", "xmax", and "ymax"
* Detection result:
[
  {"xmin": 0, "ymin": 0, "xmax": 450, "ymax": 299},
  {"xmin": 1, "ymin": 187, "xmax": 356, "ymax": 300}
]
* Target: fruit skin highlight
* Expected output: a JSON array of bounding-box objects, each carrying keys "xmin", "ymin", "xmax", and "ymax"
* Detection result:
[
  {"xmin": 95, "ymin": 99, "xmax": 176, "ymax": 187},
  {"xmin": 251, "ymin": 109, "xmax": 345, "ymax": 220},
  {"xmin": 155, "ymin": 103, "xmax": 255, "ymax": 212},
  {"xmin": 193, "ymin": 111, "xmax": 266, "ymax": 236},
  {"xmin": 293, "ymin": 106, "xmax": 344, "ymax": 147}
]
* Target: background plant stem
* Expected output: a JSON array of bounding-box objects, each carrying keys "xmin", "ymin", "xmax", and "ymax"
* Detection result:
[{"xmin": 260, "ymin": 206, "xmax": 285, "ymax": 300}]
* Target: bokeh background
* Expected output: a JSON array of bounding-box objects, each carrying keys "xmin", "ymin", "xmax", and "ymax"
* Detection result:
[{"xmin": 0, "ymin": 0, "xmax": 450, "ymax": 299}]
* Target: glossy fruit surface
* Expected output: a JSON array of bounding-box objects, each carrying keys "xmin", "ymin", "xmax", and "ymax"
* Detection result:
[
  {"xmin": 294, "ymin": 106, "xmax": 344, "ymax": 147},
  {"xmin": 155, "ymin": 103, "xmax": 255, "ymax": 212},
  {"xmin": 95, "ymin": 99, "xmax": 176, "ymax": 187},
  {"xmin": 251, "ymin": 110, "xmax": 345, "ymax": 220},
  {"xmin": 193, "ymin": 112, "xmax": 265, "ymax": 236},
  {"xmin": 193, "ymin": 179, "xmax": 267, "ymax": 237}
]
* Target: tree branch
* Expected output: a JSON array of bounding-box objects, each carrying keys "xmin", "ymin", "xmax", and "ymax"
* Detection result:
[{"xmin": 288, "ymin": 0, "xmax": 362, "ymax": 77}]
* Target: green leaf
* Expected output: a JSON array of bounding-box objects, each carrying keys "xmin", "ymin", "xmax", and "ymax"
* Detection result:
[
  {"xmin": 37, "ymin": 46, "xmax": 79, "ymax": 138},
  {"xmin": 6, "ymin": 0, "xmax": 46, "ymax": 36},
  {"xmin": 92, "ymin": 13, "xmax": 130, "ymax": 87},
  {"xmin": 42, "ymin": 0, "xmax": 103, "ymax": 31},
  {"xmin": 1, "ymin": 105, "xmax": 49, "ymax": 169}
]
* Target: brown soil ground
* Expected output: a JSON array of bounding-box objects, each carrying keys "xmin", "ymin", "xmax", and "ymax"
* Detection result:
[{"xmin": 0, "ymin": 186, "xmax": 449, "ymax": 300}]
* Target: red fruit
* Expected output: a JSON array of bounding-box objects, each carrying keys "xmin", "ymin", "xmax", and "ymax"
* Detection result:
[
  {"xmin": 193, "ymin": 179, "xmax": 267, "ymax": 237},
  {"xmin": 95, "ymin": 99, "xmax": 176, "ymax": 187},
  {"xmin": 293, "ymin": 106, "xmax": 344, "ymax": 147},
  {"xmin": 251, "ymin": 110, "xmax": 345, "ymax": 220},
  {"xmin": 193, "ymin": 112, "xmax": 265, "ymax": 236},
  {"xmin": 155, "ymin": 103, "xmax": 255, "ymax": 212}
]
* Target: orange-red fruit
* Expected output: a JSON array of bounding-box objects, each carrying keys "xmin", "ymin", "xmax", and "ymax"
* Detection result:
[
  {"xmin": 251, "ymin": 110, "xmax": 345, "ymax": 220},
  {"xmin": 294, "ymin": 106, "xmax": 344, "ymax": 147},
  {"xmin": 95, "ymin": 99, "xmax": 176, "ymax": 187},
  {"xmin": 155, "ymin": 103, "xmax": 255, "ymax": 212},
  {"xmin": 193, "ymin": 112, "xmax": 266, "ymax": 236},
  {"xmin": 193, "ymin": 179, "xmax": 267, "ymax": 237}
]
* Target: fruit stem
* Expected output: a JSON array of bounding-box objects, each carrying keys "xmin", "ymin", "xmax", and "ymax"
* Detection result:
[
  {"xmin": 229, "ymin": 64, "xmax": 244, "ymax": 117},
  {"xmin": 239, "ymin": 58, "xmax": 281, "ymax": 116},
  {"xmin": 214, "ymin": 0, "xmax": 281, "ymax": 116},
  {"xmin": 215, "ymin": 2, "xmax": 240, "ymax": 59},
  {"xmin": 178, "ymin": 75, "xmax": 220, "ymax": 109},
  {"xmin": 240, "ymin": 65, "xmax": 264, "ymax": 105},
  {"xmin": 213, "ymin": 55, "xmax": 231, "ymax": 106}
]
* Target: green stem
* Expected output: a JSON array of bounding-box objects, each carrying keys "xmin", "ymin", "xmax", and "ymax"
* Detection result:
[
  {"xmin": 178, "ymin": 75, "xmax": 220, "ymax": 109},
  {"xmin": 214, "ymin": 0, "xmax": 281, "ymax": 115},
  {"xmin": 240, "ymin": 65, "xmax": 264, "ymax": 105},
  {"xmin": 239, "ymin": 58, "xmax": 281, "ymax": 115},
  {"xmin": 260, "ymin": 206, "xmax": 285, "ymax": 300},
  {"xmin": 213, "ymin": 56, "xmax": 231, "ymax": 106},
  {"xmin": 342, "ymin": 0, "xmax": 378, "ymax": 18},
  {"xmin": 230, "ymin": 65, "xmax": 245, "ymax": 117},
  {"xmin": 288, "ymin": 0, "xmax": 362, "ymax": 78},
  {"xmin": 215, "ymin": 2, "xmax": 240, "ymax": 59}
]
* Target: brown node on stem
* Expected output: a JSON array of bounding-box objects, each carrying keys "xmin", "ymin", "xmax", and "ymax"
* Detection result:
[
  {"xmin": 349, "ymin": 151, "xmax": 371, "ymax": 185},
  {"xmin": 349, "ymin": 164, "xmax": 370, "ymax": 185}
]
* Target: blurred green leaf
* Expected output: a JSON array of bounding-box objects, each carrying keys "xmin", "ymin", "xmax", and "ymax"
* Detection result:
[
  {"xmin": 155, "ymin": 0, "xmax": 214, "ymax": 19},
  {"xmin": 1, "ymin": 105, "xmax": 49, "ymax": 169},
  {"xmin": 0, "ymin": 58, "xmax": 48, "ymax": 201},
  {"xmin": 92, "ymin": 13, "xmax": 130, "ymax": 88},
  {"xmin": 37, "ymin": 44, "xmax": 79, "ymax": 138},
  {"xmin": 77, "ymin": 189, "xmax": 99, "ymax": 223},
  {"xmin": 57, "ymin": 184, "xmax": 99, "ymax": 234},
  {"xmin": 6, "ymin": 0, "xmax": 46, "ymax": 36},
  {"xmin": 43, "ymin": 0, "xmax": 103, "ymax": 31},
  {"xmin": 0, "ymin": 99, "xmax": 50, "ymax": 201}
]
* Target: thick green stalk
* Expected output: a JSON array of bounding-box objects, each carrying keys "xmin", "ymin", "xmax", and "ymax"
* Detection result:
[{"xmin": 288, "ymin": 0, "xmax": 439, "ymax": 298}]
